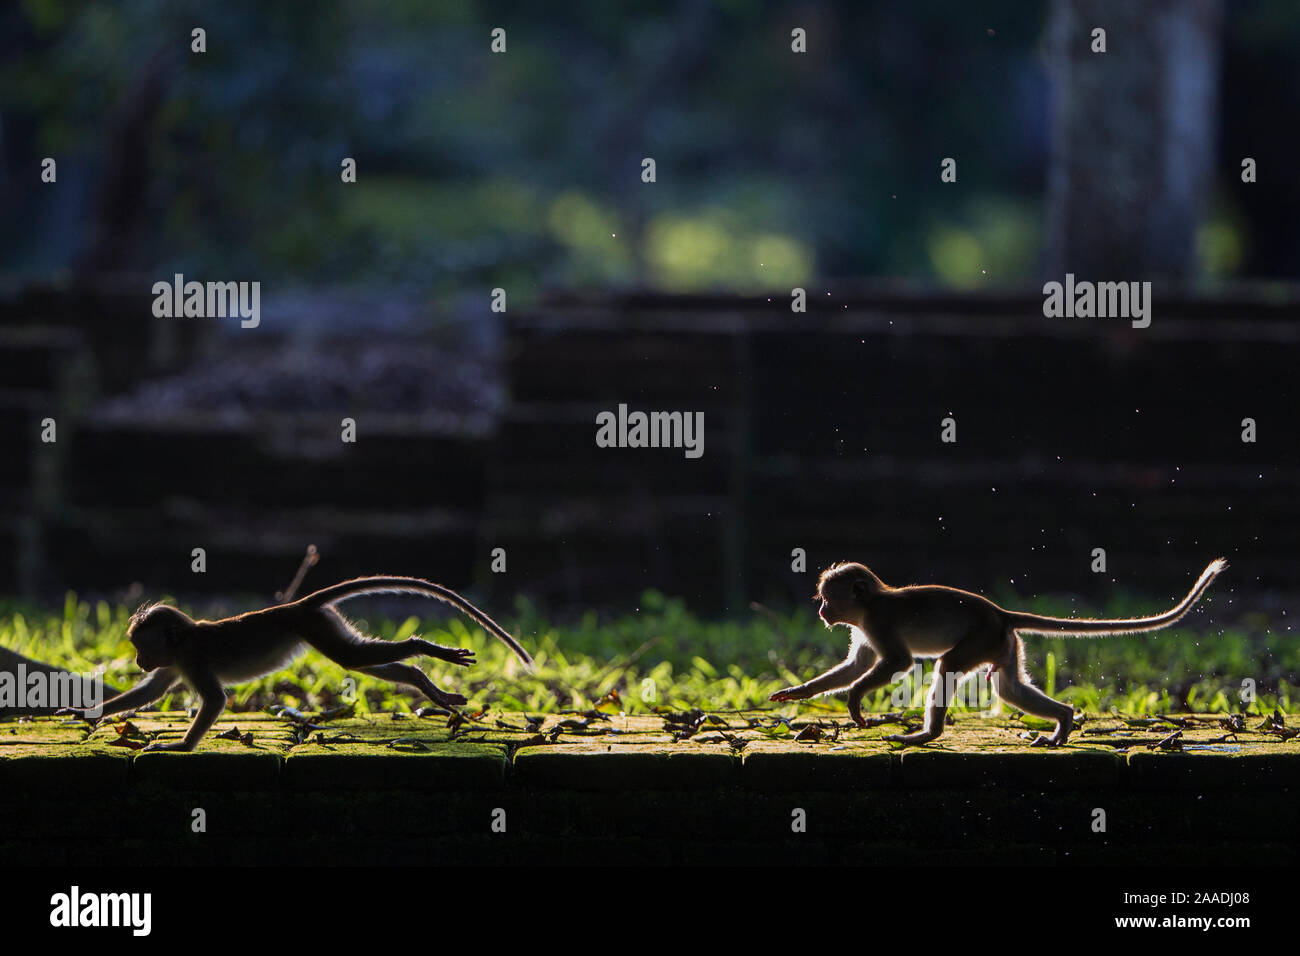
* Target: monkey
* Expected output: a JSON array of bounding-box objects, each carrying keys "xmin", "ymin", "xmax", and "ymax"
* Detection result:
[
  {"xmin": 769, "ymin": 558, "xmax": 1227, "ymax": 747},
  {"xmin": 57, "ymin": 577, "xmax": 532, "ymax": 752}
]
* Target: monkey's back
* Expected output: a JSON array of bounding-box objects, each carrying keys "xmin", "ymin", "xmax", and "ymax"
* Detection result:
[
  {"xmin": 196, "ymin": 611, "xmax": 307, "ymax": 683},
  {"xmin": 881, "ymin": 585, "xmax": 1005, "ymax": 656}
]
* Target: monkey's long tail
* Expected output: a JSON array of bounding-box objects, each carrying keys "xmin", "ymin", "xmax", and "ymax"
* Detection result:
[
  {"xmin": 292, "ymin": 576, "xmax": 534, "ymax": 669},
  {"xmin": 1008, "ymin": 558, "xmax": 1227, "ymax": 637}
]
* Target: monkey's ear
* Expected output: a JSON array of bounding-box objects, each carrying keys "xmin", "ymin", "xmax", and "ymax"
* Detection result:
[
  {"xmin": 164, "ymin": 626, "xmax": 184, "ymax": 646},
  {"xmin": 852, "ymin": 579, "xmax": 872, "ymax": 603}
]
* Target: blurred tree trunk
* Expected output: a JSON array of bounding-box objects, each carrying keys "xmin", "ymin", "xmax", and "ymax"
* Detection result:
[
  {"xmin": 75, "ymin": 50, "xmax": 175, "ymax": 275},
  {"xmin": 1045, "ymin": 0, "xmax": 1223, "ymax": 280}
]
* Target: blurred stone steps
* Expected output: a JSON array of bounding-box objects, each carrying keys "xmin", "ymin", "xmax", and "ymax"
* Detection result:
[
  {"xmin": 47, "ymin": 504, "xmax": 483, "ymax": 595},
  {"xmin": 497, "ymin": 295, "xmax": 1298, "ymax": 609},
  {"xmin": 490, "ymin": 402, "xmax": 736, "ymax": 494},
  {"xmin": 65, "ymin": 414, "xmax": 488, "ymax": 510},
  {"xmin": 480, "ymin": 492, "xmax": 733, "ymax": 606}
]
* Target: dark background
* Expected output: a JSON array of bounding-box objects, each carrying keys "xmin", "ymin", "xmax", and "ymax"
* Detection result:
[{"xmin": 0, "ymin": 0, "xmax": 1296, "ymax": 614}]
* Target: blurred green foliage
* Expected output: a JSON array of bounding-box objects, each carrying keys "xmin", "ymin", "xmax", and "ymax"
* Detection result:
[
  {"xmin": 0, "ymin": 0, "xmax": 1047, "ymax": 295},
  {"xmin": 4, "ymin": 1, "xmax": 1296, "ymax": 293}
]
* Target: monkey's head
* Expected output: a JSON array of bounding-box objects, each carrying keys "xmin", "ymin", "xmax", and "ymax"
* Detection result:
[
  {"xmin": 127, "ymin": 603, "xmax": 194, "ymax": 671},
  {"xmin": 816, "ymin": 563, "xmax": 883, "ymax": 627}
]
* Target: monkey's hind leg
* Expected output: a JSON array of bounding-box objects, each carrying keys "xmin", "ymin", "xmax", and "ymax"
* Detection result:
[
  {"xmin": 302, "ymin": 608, "xmax": 476, "ymax": 669},
  {"xmin": 359, "ymin": 663, "xmax": 468, "ymax": 711},
  {"xmin": 991, "ymin": 635, "xmax": 1074, "ymax": 746},
  {"xmin": 883, "ymin": 635, "xmax": 995, "ymax": 746}
]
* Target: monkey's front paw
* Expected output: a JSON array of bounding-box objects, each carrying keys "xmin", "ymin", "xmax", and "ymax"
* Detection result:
[
  {"xmin": 884, "ymin": 732, "xmax": 937, "ymax": 746},
  {"xmin": 142, "ymin": 740, "xmax": 194, "ymax": 753},
  {"xmin": 446, "ymin": 648, "xmax": 476, "ymax": 667},
  {"xmin": 769, "ymin": 687, "xmax": 806, "ymax": 703},
  {"xmin": 438, "ymin": 693, "xmax": 469, "ymax": 707},
  {"xmin": 1030, "ymin": 733, "xmax": 1066, "ymax": 748}
]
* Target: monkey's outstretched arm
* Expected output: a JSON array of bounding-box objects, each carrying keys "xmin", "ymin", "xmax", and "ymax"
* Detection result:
[
  {"xmin": 57, "ymin": 667, "xmax": 179, "ymax": 719},
  {"xmin": 771, "ymin": 642, "xmax": 876, "ymax": 701},
  {"xmin": 144, "ymin": 666, "xmax": 226, "ymax": 753},
  {"xmin": 846, "ymin": 656, "xmax": 912, "ymax": 726}
]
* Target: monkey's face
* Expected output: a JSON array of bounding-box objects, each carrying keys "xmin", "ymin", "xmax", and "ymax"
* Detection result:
[
  {"xmin": 816, "ymin": 592, "xmax": 832, "ymax": 624},
  {"xmin": 817, "ymin": 565, "xmax": 877, "ymax": 628},
  {"xmin": 129, "ymin": 626, "xmax": 174, "ymax": 671},
  {"xmin": 816, "ymin": 582, "xmax": 855, "ymax": 628},
  {"xmin": 126, "ymin": 604, "xmax": 188, "ymax": 670}
]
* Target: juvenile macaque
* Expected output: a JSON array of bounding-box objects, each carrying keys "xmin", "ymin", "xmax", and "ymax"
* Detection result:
[
  {"xmin": 771, "ymin": 559, "xmax": 1227, "ymax": 746},
  {"xmin": 60, "ymin": 577, "xmax": 532, "ymax": 751}
]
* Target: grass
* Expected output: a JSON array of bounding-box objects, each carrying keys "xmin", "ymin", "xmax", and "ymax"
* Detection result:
[{"xmin": 0, "ymin": 589, "xmax": 1293, "ymax": 719}]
